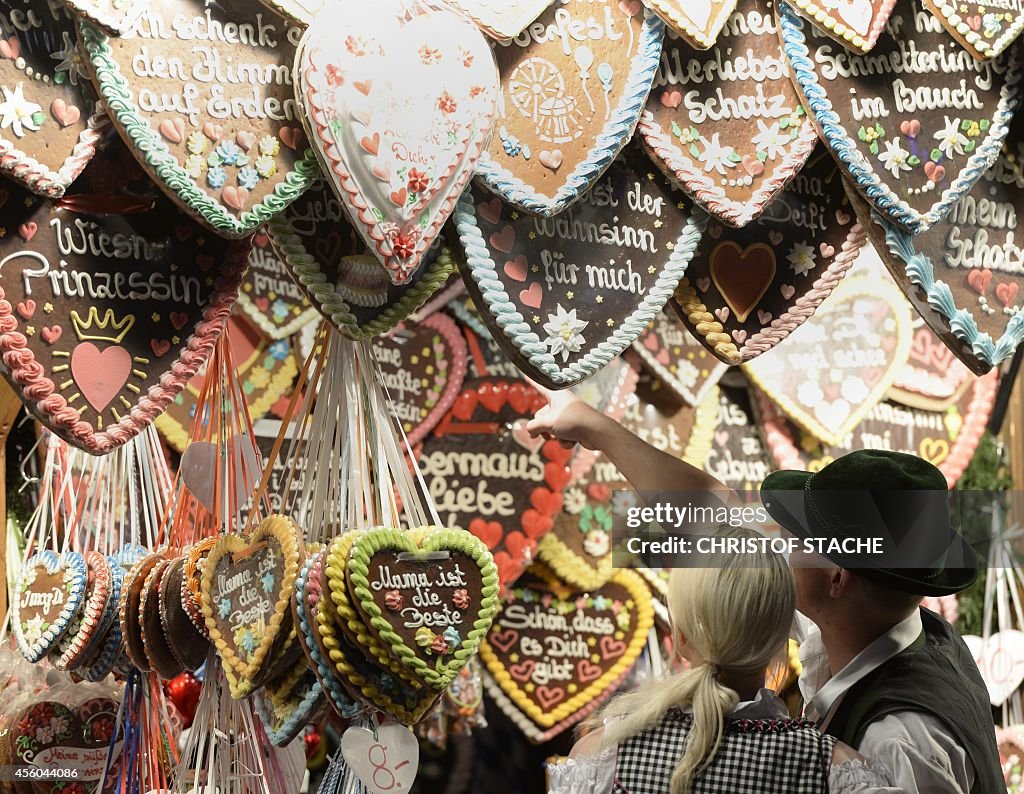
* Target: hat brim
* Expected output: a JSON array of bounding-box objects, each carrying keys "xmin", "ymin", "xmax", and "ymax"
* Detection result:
[{"xmin": 761, "ymin": 469, "xmax": 980, "ymax": 597}]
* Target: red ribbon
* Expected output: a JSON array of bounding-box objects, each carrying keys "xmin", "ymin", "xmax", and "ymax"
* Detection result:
[{"xmin": 54, "ymin": 194, "xmax": 156, "ymax": 215}]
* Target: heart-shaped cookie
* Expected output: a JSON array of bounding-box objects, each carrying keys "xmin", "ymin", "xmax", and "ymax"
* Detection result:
[
  {"xmin": 475, "ymin": 1, "xmax": 663, "ymax": 216},
  {"xmin": 855, "ymin": 108, "xmax": 1024, "ymax": 374},
  {"xmin": 200, "ymin": 515, "xmax": 301, "ymax": 698},
  {"xmin": 998, "ymin": 725, "xmax": 1024, "ymax": 793},
  {"xmin": 673, "ymin": 148, "xmax": 866, "ymax": 364},
  {"xmin": 924, "ymin": 0, "xmax": 1024, "ymax": 60},
  {"xmin": 60, "ymin": 0, "xmax": 149, "ymax": 35},
  {"xmin": 640, "ymin": 0, "xmax": 818, "ymax": 227},
  {"xmin": 52, "ymin": 550, "xmax": 112, "ymax": 671},
  {"xmin": 236, "ymin": 234, "xmax": 319, "ymax": 340},
  {"xmin": 457, "ymin": 144, "xmax": 706, "ymax": 389},
  {"xmin": 155, "ymin": 314, "xmax": 298, "ymax": 451},
  {"xmin": 781, "ymin": 0, "xmax": 1022, "ymax": 233},
  {"xmin": 13, "ymin": 551, "xmax": 87, "ymax": 663},
  {"xmin": 889, "ymin": 319, "xmax": 973, "ymax": 411},
  {"xmin": 448, "ymin": 296, "xmax": 546, "ymax": 380},
  {"xmin": 255, "ymin": 667, "xmax": 326, "ymax": 746},
  {"xmin": 418, "ymin": 377, "xmax": 571, "ymax": 589},
  {"xmin": 0, "ymin": 0, "xmax": 106, "ymax": 196},
  {"xmin": 784, "ymin": 0, "xmax": 896, "ymax": 52},
  {"xmin": 159, "ymin": 555, "xmax": 210, "ymax": 670},
  {"xmin": 480, "ymin": 564, "xmax": 653, "ymax": 742},
  {"xmin": 703, "ymin": 375, "xmax": 774, "ymax": 494},
  {"xmin": 251, "ymin": 0, "xmax": 325, "ymax": 25},
  {"xmin": 266, "ymin": 180, "xmax": 458, "ymax": 340},
  {"xmin": 345, "ymin": 526, "xmax": 499, "ymax": 690},
  {"xmin": 757, "ymin": 366, "xmax": 997, "ymax": 488},
  {"xmin": 631, "ymin": 309, "xmax": 726, "ymax": 406},
  {"xmin": 81, "ymin": 0, "xmax": 319, "ymax": 238},
  {"xmin": 0, "ymin": 145, "xmax": 249, "ymax": 454},
  {"xmin": 743, "ymin": 274, "xmax": 913, "ymax": 445},
  {"xmin": 646, "ymin": 0, "xmax": 737, "ymax": 48},
  {"xmin": 442, "ymin": 0, "xmax": 554, "ymax": 40},
  {"xmin": 296, "ymin": 0, "xmax": 497, "ymax": 283},
  {"xmin": 963, "ymin": 630, "xmax": 1024, "ymax": 706},
  {"xmin": 139, "ymin": 557, "xmax": 185, "ymax": 679},
  {"xmin": 372, "ymin": 314, "xmax": 468, "ymax": 446},
  {"xmin": 120, "ymin": 551, "xmax": 165, "ymax": 672}
]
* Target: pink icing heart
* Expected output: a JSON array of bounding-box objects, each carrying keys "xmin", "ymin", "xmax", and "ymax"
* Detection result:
[
  {"xmin": 71, "ymin": 343, "xmax": 132, "ymax": 412},
  {"xmin": 520, "ymin": 282, "xmax": 543, "ymax": 309},
  {"xmin": 504, "ymin": 255, "xmax": 528, "ymax": 282}
]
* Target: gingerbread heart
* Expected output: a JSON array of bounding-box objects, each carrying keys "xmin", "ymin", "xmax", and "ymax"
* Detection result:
[
  {"xmin": 266, "ymin": 180, "xmax": 458, "ymax": 340},
  {"xmin": 159, "ymin": 555, "xmax": 209, "ymax": 670},
  {"xmin": 296, "ymin": 0, "xmax": 497, "ymax": 283},
  {"xmin": 52, "ymin": 551, "xmax": 112, "ymax": 671},
  {"xmin": 200, "ymin": 515, "xmax": 301, "ymax": 698},
  {"xmin": 457, "ymin": 144, "xmax": 705, "ymax": 389},
  {"xmin": 783, "ymin": 0, "xmax": 896, "ymax": 52},
  {"xmin": 255, "ymin": 667, "xmax": 326, "ymax": 746},
  {"xmin": 855, "ymin": 107, "xmax": 1024, "ymax": 375},
  {"xmin": 672, "ymin": 148, "xmax": 865, "ymax": 363},
  {"xmin": 480, "ymin": 564, "xmax": 653, "ymax": 742},
  {"xmin": 475, "ymin": 0, "xmax": 663, "ymax": 216},
  {"xmin": 13, "ymin": 551, "xmax": 87, "ymax": 663},
  {"xmin": 703, "ymin": 375, "xmax": 774, "ymax": 494},
  {"xmin": 119, "ymin": 550, "xmax": 164, "ymax": 672},
  {"xmin": 81, "ymin": 0, "xmax": 319, "ymax": 238},
  {"xmin": 997, "ymin": 725, "xmax": 1024, "ymax": 792},
  {"xmin": 60, "ymin": 0, "xmax": 149, "ymax": 35},
  {"xmin": 631, "ymin": 309, "xmax": 726, "ymax": 406},
  {"xmin": 889, "ymin": 319, "xmax": 973, "ymax": 411},
  {"xmin": 448, "ymin": 295, "xmax": 544, "ymax": 380},
  {"xmin": 236, "ymin": 234, "xmax": 319, "ymax": 340},
  {"xmin": 781, "ymin": 0, "xmax": 1022, "ymax": 233},
  {"xmin": 924, "ymin": 0, "xmax": 1024, "ymax": 60},
  {"xmin": 155, "ymin": 314, "xmax": 298, "ymax": 451},
  {"xmin": 757, "ymin": 367, "xmax": 997, "ymax": 488},
  {"xmin": 0, "ymin": 0, "xmax": 106, "ymax": 196},
  {"xmin": 345, "ymin": 526, "xmax": 499, "ymax": 690},
  {"xmin": 744, "ymin": 274, "xmax": 912, "ymax": 445},
  {"xmin": 372, "ymin": 314, "xmax": 468, "ymax": 446},
  {"xmin": 640, "ymin": 0, "xmax": 818, "ymax": 227},
  {"xmin": 0, "ymin": 145, "xmax": 248, "ymax": 454},
  {"xmin": 418, "ymin": 377, "xmax": 571, "ymax": 589},
  {"xmin": 250, "ymin": 0, "xmax": 325, "ymax": 24},
  {"xmin": 645, "ymin": 0, "xmax": 737, "ymax": 48},
  {"xmin": 139, "ymin": 557, "xmax": 185, "ymax": 679},
  {"xmin": 442, "ymin": 0, "xmax": 554, "ymax": 40}
]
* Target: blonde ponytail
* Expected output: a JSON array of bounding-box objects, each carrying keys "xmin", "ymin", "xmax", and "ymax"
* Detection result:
[{"xmin": 587, "ymin": 527, "xmax": 794, "ymax": 793}]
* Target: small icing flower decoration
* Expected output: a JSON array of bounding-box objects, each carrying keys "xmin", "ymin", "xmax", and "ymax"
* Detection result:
[
  {"xmin": 235, "ymin": 626, "xmax": 258, "ymax": 656},
  {"xmin": 385, "ymin": 590, "xmax": 404, "ymax": 611},
  {"xmin": 415, "ymin": 626, "xmax": 435, "ymax": 649},
  {"xmin": 500, "ymin": 127, "xmax": 523, "ymax": 158},
  {"xmin": 0, "ymin": 83, "xmax": 42, "ymax": 138},
  {"xmin": 392, "ymin": 230, "xmax": 418, "ymax": 260},
  {"xmin": 255, "ymin": 155, "xmax": 277, "ymax": 178},
  {"xmin": 752, "ymin": 119, "xmax": 791, "ymax": 161},
  {"xmin": 983, "ymin": 12, "xmax": 1002, "ymax": 36},
  {"xmin": 184, "ymin": 154, "xmax": 206, "ymax": 178},
  {"xmin": 326, "ymin": 63, "xmax": 345, "ymax": 87},
  {"xmin": 261, "ymin": 572, "xmax": 275, "ymax": 593},
  {"xmin": 583, "ymin": 529, "xmax": 611, "ymax": 558},
  {"xmin": 966, "ymin": 120, "xmax": 982, "ymax": 137},
  {"xmin": 616, "ymin": 610, "xmax": 632, "ymax": 631},
  {"xmin": 419, "ymin": 46, "xmax": 442, "ymax": 65},
  {"xmin": 697, "ymin": 132, "xmax": 739, "ymax": 176},
  {"xmin": 443, "ymin": 626, "xmax": 461, "ymax": 652},
  {"xmin": 593, "ymin": 595, "xmax": 611, "ymax": 611},
  {"xmin": 459, "ymin": 48, "xmax": 475, "ymax": 67},
  {"xmin": 453, "ymin": 589, "xmax": 470, "ymax": 609},
  {"xmin": 407, "ymin": 167, "xmax": 430, "ymax": 194},
  {"xmin": 218, "ymin": 598, "xmax": 232, "ymax": 619},
  {"xmin": 259, "ymin": 136, "xmax": 280, "ymax": 157},
  {"xmin": 216, "ymin": 140, "xmax": 242, "ymax": 166},
  {"xmin": 36, "ymin": 725, "xmax": 54, "ymax": 744},
  {"xmin": 345, "ymin": 35, "xmax": 368, "ymax": 56},
  {"xmin": 271, "ymin": 299, "xmax": 289, "ymax": 321},
  {"xmin": 437, "ymin": 91, "xmax": 457, "ymax": 114},
  {"xmin": 933, "ymin": 116, "xmax": 968, "ymax": 159},
  {"xmin": 187, "ymin": 131, "xmax": 207, "ymax": 155},
  {"xmin": 207, "ymin": 166, "xmax": 227, "ymax": 189},
  {"xmin": 268, "ymin": 340, "xmax": 289, "ymax": 360},
  {"xmin": 878, "ymin": 137, "xmax": 912, "ymax": 178},
  {"xmin": 23, "ymin": 615, "xmax": 45, "ymax": 644},
  {"xmin": 238, "ymin": 166, "xmax": 260, "ymax": 190},
  {"xmin": 543, "ymin": 305, "xmax": 588, "ymax": 362},
  {"xmin": 786, "ymin": 242, "xmax": 816, "ymax": 276},
  {"xmin": 430, "ymin": 634, "xmax": 450, "ymax": 655}
]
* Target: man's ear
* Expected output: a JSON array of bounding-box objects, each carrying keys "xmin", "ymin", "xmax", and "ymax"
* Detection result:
[{"xmin": 829, "ymin": 568, "xmax": 852, "ymax": 598}]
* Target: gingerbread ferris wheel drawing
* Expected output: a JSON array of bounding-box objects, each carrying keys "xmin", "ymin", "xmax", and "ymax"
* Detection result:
[{"xmin": 507, "ymin": 56, "xmax": 591, "ymax": 145}]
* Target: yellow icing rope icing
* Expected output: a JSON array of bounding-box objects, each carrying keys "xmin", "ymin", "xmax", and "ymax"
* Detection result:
[
  {"xmin": 684, "ymin": 385, "xmax": 720, "ymax": 467},
  {"xmin": 674, "ymin": 281, "xmax": 742, "ymax": 365},
  {"xmin": 536, "ymin": 531, "xmax": 614, "ymax": 591},
  {"xmin": 200, "ymin": 515, "xmax": 301, "ymax": 699},
  {"xmin": 480, "ymin": 568, "xmax": 654, "ymax": 729}
]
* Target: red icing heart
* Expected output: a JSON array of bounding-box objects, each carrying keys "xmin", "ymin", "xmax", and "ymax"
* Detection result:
[
  {"xmin": 354, "ymin": 79, "xmax": 373, "ymax": 96},
  {"xmin": 390, "ymin": 187, "xmax": 408, "ymax": 207},
  {"xmin": 41, "ymin": 326, "xmax": 62, "ymax": 344},
  {"xmin": 489, "ymin": 225, "xmax": 516, "ymax": 253},
  {"xmin": 169, "ymin": 311, "xmax": 189, "ymax": 330},
  {"xmin": 489, "ymin": 629, "xmax": 519, "ymax": 653},
  {"xmin": 16, "ymin": 299, "xmax": 35, "ymax": 319},
  {"xmin": 51, "ymin": 99, "xmax": 80, "ymax": 127},
  {"xmin": 530, "ymin": 487, "xmax": 563, "ymax": 515},
  {"xmin": 600, "ymin": 636, "xmax": 627, "ymax": 660},
  {"xmin": 478, "ymin": 381, "xmax": 508, "ymax": 413},
  {"xmin": 510, "ymin": 659, "xmax": 535, "ymax": 682},
  {"xmin": 159, "ymin": 118, "xmax": 186, "ymax": 143},
  {"xmin": 478, "ymin": 197, "xmax": 503, "ymax": 225},
  {"xmin": 279, "ymin": 127, "xmax": 304, "ymax": 150},
  {"xmin": 535, "ymin": 685, "xmax": 566, "ymax": 709},
  {"xmin": 519, "ymin": 282, "xmax": 543, "ymax": 309},
  {"xmin": 504, "ymin": 255, "xmax": 528, "ymax": 282},
  {"xmin": 469, "ymin": 518, "xmax": 503, "ymax": 549},
  {"xmin": 522, "ymin": 510, "xmax": 553, "ymax": 540},
  {"xmin": 967, "ymin": 267, "xmax": 993, "ymax": 295},
  {"xmin": 452, "ymin": 391, "xmax": 479, "ymax": 420},
  {"xmin": 360, "ymin": 133, "xmax": 381, "ymax": 156},
  {"xmin": 504, "ymin": 531, "xmax": 533, "ymax": 561},
  {"xmin": 19, "ymin": 222, "xmax": 37, "ymax": 241},
  {"xmin": 71, "ymin": 343, "xmax": 132, "ymax": 412},
  {"xmin": 899, "ymin": 119, "xmax": 921, "ymax": 138},
  {"xmin": 660, "ymin": 89, "xmax": 682, "ymax": 109},
  {"xmin": 151, "ymin": 338, "xmax": 171, "ymax": 357},
  {"xmin": 0, "ymin": 37, "xmax": 20, "ymax": 59},
  {"xmin": 996, "ymin": 282, "xmax": 1019, "ymax": 307},
  {"xmin": 578, "ymin": 659, "xmax": 603, "ymax": 682},
  {"xmin": 508, "ymin": 382, "xmax": 539, "ymax": 414},
  {"xmin": 543, "ymin": 439, "xmax": 573, "ymax": 466}
]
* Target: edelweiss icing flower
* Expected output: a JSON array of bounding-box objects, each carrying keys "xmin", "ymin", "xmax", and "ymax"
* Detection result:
[
  {"xmin": 933, "ymin": 117, "xmax": 969, "ymax": 159},
  {"xmin": 878, "ymin": 137, "xmax": 912, "ymax": 178},
  {"xmin": 543, "ymin": 305, "xmax": 588, "ymax": 362}
]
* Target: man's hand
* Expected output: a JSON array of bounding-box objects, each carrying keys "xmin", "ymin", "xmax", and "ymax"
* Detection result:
[{"xmin": 525, "ymin": 383, "xmax": 608, "ymax": 450}]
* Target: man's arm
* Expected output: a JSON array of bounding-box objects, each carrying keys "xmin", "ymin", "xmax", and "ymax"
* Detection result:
[
  {"xmin": 526, "ymin": 386, "xmax": 734, "ymax": 499},
  {"xmin": 859, "ymin": 713, "xmax": 972, "ymax": 794}
]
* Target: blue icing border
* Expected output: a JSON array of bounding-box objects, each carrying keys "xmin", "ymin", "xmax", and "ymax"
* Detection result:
[
  {"xmin": 875, "ymin": 211, "xmax": 1024, "ymax": 367},
  {"xmin": 295, "ymin": 555, "xmax": 361, "ymax": 719},
  {"xmin": 779, "ymin": 0, "xmax": 1022, "ymax": 234},
  {"xmin": 254, "ymin": 675, "xmax": 323, "ymax": 747},
  {"xmin": 454, "ymin": 186, "xmax": 707, "ymax": 387},
  {"xmin": 14, "ymin": 550, "xmax": 88, "ymax": 663},
  {"xmin": 78, "ymin": 558, "xmax": 125, "ymax": 682},
  {"xmin": 474, "ymin": 9, "xmax": 665, "ymax": 217}
]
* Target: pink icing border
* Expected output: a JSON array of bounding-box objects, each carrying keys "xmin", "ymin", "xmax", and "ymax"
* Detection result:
[
  {"xmin": 299, "ymin": 22, "xmax": 495, "ymax": 284},
  {"xmin": 638, "ymin": 107, "xmax": 819, "ymax": 227},
  {"xmin": 0, "ymin": 239, "xmax": 249, "ymax": 454},
  {"xmin": 569, "ymin": 356, "xmax": 641, "ymax": 483},
  {"xmin": 394, "ymin": 313, "xmax": 469, "ymax": 447},
  {"xmin": 754, "ymin": 369, "xmax": 998, "ymax": 488},
  {"xmin": 739, "ymin": 223, "xmax": 867, "ymax": 360}
]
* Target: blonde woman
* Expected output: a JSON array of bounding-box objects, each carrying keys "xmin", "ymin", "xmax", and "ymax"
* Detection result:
[{"xmin": 548, "ymin": 528, "xmax": 899, "ymax": 794}]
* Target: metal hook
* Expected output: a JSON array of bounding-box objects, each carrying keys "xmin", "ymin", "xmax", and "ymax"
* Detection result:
[{"xmin": 17, "ymin": 433, "xmax": 47, "ymax": 493}]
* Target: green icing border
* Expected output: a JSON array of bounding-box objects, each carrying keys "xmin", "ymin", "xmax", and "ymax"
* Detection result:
[{"xmin": 80, "ymin": 21, "xmax": 318, "ymax": 238}]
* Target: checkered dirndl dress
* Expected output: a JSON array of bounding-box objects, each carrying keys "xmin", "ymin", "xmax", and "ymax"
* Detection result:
[{"xmin": 613, "ymin": 709, "xmax": 836, "ymax": 794}]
